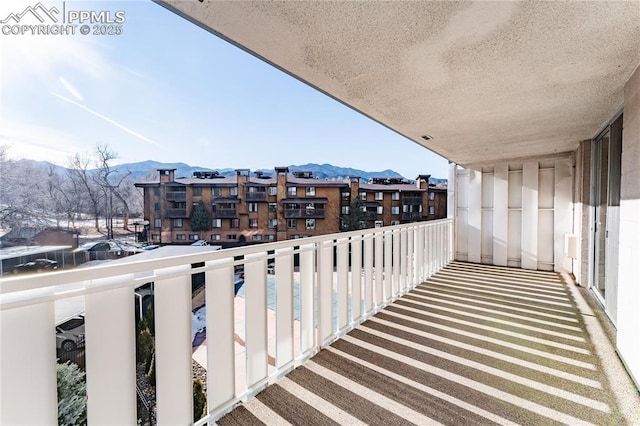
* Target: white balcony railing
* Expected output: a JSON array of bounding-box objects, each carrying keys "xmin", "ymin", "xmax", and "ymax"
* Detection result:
[{"xmin": 0, "ymin": 218, "xmax": 453, "ymax": 425}]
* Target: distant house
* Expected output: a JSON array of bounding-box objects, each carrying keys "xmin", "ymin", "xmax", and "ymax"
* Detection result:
[{"xmin": 0, "ymin": 227, "xmax": 79, "ymax": 249}]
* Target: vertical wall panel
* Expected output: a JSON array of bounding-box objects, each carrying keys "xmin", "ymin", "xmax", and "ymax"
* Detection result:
[
  {"xmin": 522, "ymin": 162, "xmax": 539, "ymax": 270},
  {"xmin": 468, "ymin": 169, "xmax": 482, "ymax": 263},
  {"xmin": 456, "ymin": 169, "xmax": 469, "ymax": 261},
  {"xmin": 493, "ymin": 164, "xmax": 509, "ymax": 266},
  {"xmin": 555, "ymin": 159, "xmax": 574, "ymax": 273}
]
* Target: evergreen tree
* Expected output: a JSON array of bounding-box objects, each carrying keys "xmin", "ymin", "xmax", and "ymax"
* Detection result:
[
  {"xmin": 191, "ymin": 200, "xmax": 210, "ymax": 231},
  {"xmin": 57, "ymin": 362, "xmax": 87, "ymax": 426},
  {"xmin": 343, "ymin": 197, "xmax": 370, "ymax": 231}
]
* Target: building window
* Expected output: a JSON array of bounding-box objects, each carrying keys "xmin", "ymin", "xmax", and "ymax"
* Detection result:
[
  {"xmin": 211, "ymin": 234, "xmax": 221, "ymax": 241},
  {"xmin": 176, "ymin": 234, "xmax": 186, "ymax": 241},
  {"xmin": 306, "ymin": 186, "xmax": 315, "ymax": 196},
  {"xmin": 269, "ymin": 186, "xmax": 277, "ymax": 196},
  {"xmin": 154, "ymin": 218, "xmax": 161, "ymax": 228},
  {"xmin": 268, "ymin": 203, "xmax": 277, "ymax": 212},
  {"xmin": 375, "ymin": 192, "xmax": 383, "ymax": 201},
  {"xmin": 249, "ymin": 203, "xmax": 258, "ymax": 212},
  {"xmin": 268, "ymin": 218, "xmax": 278, "ymax": 228},
  {"xmin": 252, "ymin": 235, "xmax": 262, "ymax": 241},
  {"xmin": 227, "ymin": 234, "xmax": 237, "ymax": 240},
  {"xmin": 173, "ymin": 218, "xmax": 183, "ymax": 227},
  {"xmin": 249, "ymin": 218, "xmax": 258, "ymax": 228},
  {"xmin": 266, "ymin": 235, "xmax": 275, "ymax": 241},
  {"xmin": 212, "ymin": 219, "xmax": 221, "ymax": 228},
  {"xmin": 305, "ymin": 219, "xmax": 315, "ymax": 230},
  {"xmin": 193, "ymin": 187, "xmax": 202, "ymax": 196},
  {"xmin": 153, "ymin": 187, "xmax": 160, "ymax": 196},
  {"xmin": 391, "ymin": 220, "xmax": 400, "ymax": 226},
  {"xmin": 375, "ymin": 221, "xmax": 383, "ymax": 228},
  {"xmin": 391, "ymin": 206, "xmax": 400, "ymax": 215},
  {"xmin": 359, "ymin": 192, "xmax": 367, "ymax": 201},
  {"xmin": 377, "ymin": 206, "xmax": 383, "ymax": 215},
  {"xmin": 341, "ymin": 191, "xmax": 350, "ymax": 200},
  {"xmin": 429, "ymin": 192, "xmax": 435, "ymax": 200},
  {"xmin": 291, "ymin": 235, "xmax": 300, "ymax": 239},
  {"xmin": 428, "ymin": 206, "xmax": 435, "ymax": 215},
  {"xmin": 287, "ymin": 219, "xmax": 297, "ymax": 229},
  {"xmin": 231, "ymin": 219, "xmax": 240, "ymax": 229},
  {"xmin": 154, "ymin": 202, "xmax": 161, "ymax": 211},
  {"xmin": 151, "ymin": 234, "xmax": 160, "ymax": 241},
  {"xmin": 189, "ymin": 234, "xmax": 199, "ymax": 241},
  {"xmin": 287, "ymin": 186, "xmax": 297, "ymax": 197},
  {"xmin": 392, "ymin": 192, "xmax": 400, "ymax": 200},
  {"xmin": 229, "ymin": 187, "xmax": 238, "ymax": 196},
  {"xmin": 212, "ymin": 187, "xmax": 221, "ymax": 196},
  {"xmin": 341, "ymin": 206, "xmax": 350, "ymax": 215}
]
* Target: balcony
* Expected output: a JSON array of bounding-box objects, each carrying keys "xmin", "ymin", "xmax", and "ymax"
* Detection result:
[
  {"xmin": 402, "ymin": 212, "xmax": 423, "ymax": 221},
  {"xmin": 367, "ymin": 211, "xmax": 378, "ymax": 220},
  {"xmin": 2, "ymin": 218, "xmax": 638, "ymax": 425},
  {"xmin": 166, "ymin": 191, "xmax": 187, "ymax": 202},
  {"xmin": 245, "ymin": 192, "xmax": 267, "ymax": 202},
  {"xmin": 215, "ymin": 208, "xmax": 237, "ymax": 218},
  {"xmin": 402, "ymin": 196, "xmax": 422, "ymax": 205},
  {"xmin": 165, "ymin": 208, "xmax": 187, "ymax": 218},
  {"xmin": 284, "ymin": 208, "xmax": 325, "ymax": 219}
]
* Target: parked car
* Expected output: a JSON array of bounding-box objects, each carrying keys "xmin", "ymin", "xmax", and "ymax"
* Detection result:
[
  {"xmin": 76, "ymin": 241, "xmax": 121, "ymax": 253},
  {"xmin": 13, "ymin": 258, "xmax": 58, "ymax": 274},
  {"xmin": 56, "ymin": 314, "xmax": 85, "ymax": 352},
  {"xmin": 191, "ymin": 239, "xmax": 208, "ymax": 246}
]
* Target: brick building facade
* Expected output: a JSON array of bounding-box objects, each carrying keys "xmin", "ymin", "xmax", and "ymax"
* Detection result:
[{"xmin": 135, "ymin": 168, "xmax": 446, "ymax": 245}]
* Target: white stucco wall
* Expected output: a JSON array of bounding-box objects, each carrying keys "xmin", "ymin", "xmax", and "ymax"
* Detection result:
[{"xmin": 616, "ymin": 64, "xmax": 640, "ymax": 386}]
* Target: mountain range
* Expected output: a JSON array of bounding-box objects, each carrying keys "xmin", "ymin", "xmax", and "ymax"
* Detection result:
[{"xmin": 28, "ymin": 159, "xmax": 447, "ymax": 185}]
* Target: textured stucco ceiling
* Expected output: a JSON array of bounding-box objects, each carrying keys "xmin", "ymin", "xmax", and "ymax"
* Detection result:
[{"xmin": 158, "ymin": 1, "xmax": 640, "ymax": 166}]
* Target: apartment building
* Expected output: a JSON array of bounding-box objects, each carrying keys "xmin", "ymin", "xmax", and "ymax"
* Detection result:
[{"xmin": 135, "ymin": 167, "xmax": 446, "ymax": 245}]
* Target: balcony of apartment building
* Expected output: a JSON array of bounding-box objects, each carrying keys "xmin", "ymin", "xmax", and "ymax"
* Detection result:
[
  {"xmin": 212, "ymin": 200, "xmax": 240, "ymax": 218},
  {"xmin": 245, "ymin": 191, "xmax": 267, "ymax": 202},
  {"xmin": 3, "ymin": 2, "xmax": 640, "ymax": 425},
  {"xmin": 165, "ymin": 190, "xmax": 187, "ymax": 202},
  {"xmin": 283, "ymin": 201, "xmax": 327, "ymax": 219}
]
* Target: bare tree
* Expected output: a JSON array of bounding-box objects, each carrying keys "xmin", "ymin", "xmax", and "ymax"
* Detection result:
[
  {"xmin": 68, "ymin": 153, "xmax": 104, "ymax": 232},
  {"xmin": 93, "ymin": 145, "xmax": 132, "ymax": 237}
]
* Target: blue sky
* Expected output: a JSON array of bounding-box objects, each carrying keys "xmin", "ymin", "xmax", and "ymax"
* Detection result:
[{"xmin": 0, "ymin": 0, "xmax": 448, "ymax": 179}]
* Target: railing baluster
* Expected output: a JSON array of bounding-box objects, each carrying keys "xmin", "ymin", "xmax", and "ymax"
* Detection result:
[
  {"xmin": 1, "ymin": 301, "xmax": 57, "ymax": 425},
  {"xmin": 363, "ymin": 234, "xmax": 374, "ymax": 314},
  {"xmin": 406, "ymin": 227, "xmax": 414, "ymax": 288},
  {"xmin": 337, "ymin": 238, "xmax": 349, "ymax": 332},
  {"xmin": 85, "ymin": 280, "xmax": 137, "ymax": 425},
  {"xmin": 374, "ymin": 231, "xmax": 384, "ymax": 307},
  {"xmin": 206, "ymin": 258, "xmax": 235, "ymax": 414},
  {"xmin": 351, "ymin": 235, "xmax": 363, "ymax": 323},
  {"xmin": 154, "ymin": 265, "xmax": 192, "ymax": 425},
  {"xmin": 275, "ymin": 247, "xmax": 294, "ymax": 369},
  {"xmin": 318, "ymin": 240, "xmax": 333, "ymax": 346},
  {"xmin": 384, "ymin": 230, "xmax": 393, "ymax": 302},
  {"xmin": 392, "ymin": 229, "xmax": 400, "ymax": 297},
  {"xmin": 245, "ymin": 253, "xmax": 268, "ymax": 389},
  {"xmin": 300, "ymin": 244, "xmax": 315, "ymax": 355}
]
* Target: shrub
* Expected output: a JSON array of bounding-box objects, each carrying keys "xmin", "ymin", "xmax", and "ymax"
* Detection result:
[
  {"xmin": 136, "ymin": 325, "xmax": 154, "ymax": 364},
  {"xmin": 57, "ymin": 362, "xmax": 87, "ymax": 426},
  {"xmin": 193, "ymin": 379, "xmax": 206, "ymax": 422}
]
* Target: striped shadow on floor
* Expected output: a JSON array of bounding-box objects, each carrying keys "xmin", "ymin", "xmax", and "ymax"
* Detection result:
[{"xmin": 217, "ymin": 261, "xmax": 636, "ymax": 426}]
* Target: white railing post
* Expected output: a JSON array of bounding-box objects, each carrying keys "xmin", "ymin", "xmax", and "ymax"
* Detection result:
[
  {"xmin": 317, "ymin": 239, "xmax": 334, "ymax": 346},
  {"xmin": 275, "ymin": 247, "xmax": 294, "ymax": 369},
  {"xmin": 400, "ymin": 227, "xmax": 408, "ymax": 292},
  {"xmin": 351, "ymin": 235, "xmax": 363, "ymax": 323},
  {"xmin": 299, "ymin": 244, "xmax": 315, "ymax": 355},
  {"xmin": 336, "ymin": 238, "xmax": 349, "ymax": 332},
  {"xmin": 154, "ymin": 265, "xmax": 193, "ymax": 425},
  {"xmin": 85, "ymin": 279, "xmax": 137, "ymax": 425},
  {"xmin": 384, "ymin": 230, "xmax": 393, "ymax": 302},
  {"xmin": 417, "ymin": 225, "xmax": 425, "ymax": 282},
  {"xmin": 374, "ymin": 231, "xmax": 384, "ymax": 307},
  {"xmin": 406, "ymin": 226, "xmax": 414, "ymax": 287},
  {"xmin": 363, "ymin": 234, "xmax": 374, "ymax": 314},
  {"xmin": 206, "ymin": 258, "xmax": 235, "ymax": 414},
  {"xmin": 244, "ymin": 253, "xmax": 268, "ymax": 389},
  {"xmin": 1, "ymin": 302, "xmax": 57, "ymax": 425},
  {"xmin": 392, "ymin": 229, "xmax": 400, "ymax": 297}
]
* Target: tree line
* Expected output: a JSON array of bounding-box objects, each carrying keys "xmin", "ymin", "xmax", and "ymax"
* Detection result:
[{"xmin": 0, "ymin": 144, "xmax": 143, "ymax": 236}]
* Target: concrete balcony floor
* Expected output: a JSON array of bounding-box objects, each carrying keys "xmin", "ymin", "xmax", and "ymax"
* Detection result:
[{"xmin": 217, "ymin": 262, "xmax": 640, "ymax": 425}]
